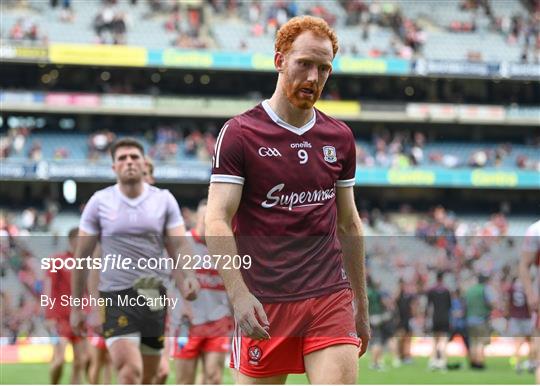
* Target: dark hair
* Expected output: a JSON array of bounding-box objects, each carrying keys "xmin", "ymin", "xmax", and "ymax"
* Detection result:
[
  {"xmin": 68, "ymin": 227, "xmax": 78, "ymax": 240},
  {"xmin": 110, "ymin": 138, "xmax": 145, "ymax": 160},
  {"xmin": 436, "ymin": 271, "xmax": 444, "ymax": 281}
]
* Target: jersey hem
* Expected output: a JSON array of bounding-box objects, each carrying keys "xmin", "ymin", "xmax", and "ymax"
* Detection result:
[
  {"xmin": 210, "ymin": 174, "xmax": 245, "ymax": 185},
  {"xmin": 255, "ymin": 282, "xmax": 350, "ymax": 303},
  {"xmin": 336, "ymin": 178, "xmax": 355, "ymax": 187}
]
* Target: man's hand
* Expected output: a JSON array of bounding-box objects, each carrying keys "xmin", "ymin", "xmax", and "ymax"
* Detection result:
[
  {"xmin": 232, "ymin": 291, "xmax": 270, "ymax": 340},
  {"xmin": 87, "ymin": 306, "xmax": 102, "ymax": 335},
  {"xmin": 70, "ymin": 308, "xmax": 87, "ymax": 337},
  {"xmin": 180, "ymin": 301, "xmax": 194, "ymax": 323},
  {"xmin": 355, "ymin": 313, "xmax": 370, "ymax": 357},
  {"xmin": 180, "ymin": 275, "xmax": 200, "ymax": 301}
]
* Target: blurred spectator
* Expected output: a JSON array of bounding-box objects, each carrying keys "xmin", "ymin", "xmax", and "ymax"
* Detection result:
[
  {"xmin": 8, "ymin": 18, "xmax": 25, "ymax": 40},
  {"xmin": 88, "ymin": 130, "xmax": 116, "ymax": 159},
  {"xmin": 50, "ymin": 0, "xmax": 74, "ymax": 23},
  {"xmin": 53, "ymin": 147, "xmax": 69, "ymax": 160},
  {"xmin": 21, "ymin": 207, "xmax": 37, "ymax": 231},
  {"xmin": 93, "ymin": 3, "xmax": 127, "ymax": 45},
  {"xmin": 27, "ymin": 140, "xmax": 42, "ymax": 161},
  {"xmin": 8, "ymin": 17, "xmax": 45, "ymax": 43}
]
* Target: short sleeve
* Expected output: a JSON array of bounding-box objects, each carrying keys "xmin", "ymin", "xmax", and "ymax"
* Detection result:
[
  {"xmin": 337, "ymin": 125, "xmax": 356, "ymax": 188},
  {"xmin": 165, "ymin": 191, "xmax": 184, "ymax": 229},
  {"xmin": 210, "ymin": 119, "xmax": 245, "ymax": 185},
  {"xmin": 79, "ymin": 194, "xmax": 101, "ymax": 235}
]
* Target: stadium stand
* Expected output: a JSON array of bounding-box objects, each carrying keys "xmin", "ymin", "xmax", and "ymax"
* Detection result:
[
  {"xmin": 1, "ymin": 0, "xmax": 539, "ymax": 62},
  {"xmin": 1, "ymin": 2, "xmax": 538, "ymax": 383}
]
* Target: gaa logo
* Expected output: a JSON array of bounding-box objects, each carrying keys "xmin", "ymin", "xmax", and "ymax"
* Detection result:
[
  {"xmin": 258, "ymin": 147, "xmax": 282, "ymax": 157},
  {"xmin": 248, "ymin": 345, "xmax": 262, "ymax": 364}
]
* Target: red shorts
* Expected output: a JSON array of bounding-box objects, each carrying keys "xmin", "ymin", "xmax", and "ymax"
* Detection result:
[
  {"xmin": 230, "ymin": 288, "xmax": 360, "ymax": 378},
  {"xmin": 54, "ymin": 319, "xmax": 82, "ymax": 343},
  {"xmin": 173, "ymin": 316, "xmax": 232, "ymax": 359},
  {"xmin": 89, "ymin": 336, "xmax": 107, "ymax": 350}
]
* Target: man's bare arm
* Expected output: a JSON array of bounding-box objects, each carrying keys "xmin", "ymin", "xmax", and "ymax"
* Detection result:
[
  {"xmin": 70, "ymin": 230, "xmax": 98, "ymax": 335},
  {"xmin": 72, "ymin": 230, "xmax": 99, "ymax": 299},
  {"xmin": 336, "ymin": 186, "xmax": 370, "ymax": 356},
  {"xmin": 165, "ymin": 224, "xmax": 199, "ymax": 300},
  {"xmin": 519, "ymin": 249, "xmax": 538, "ymax": 310},
  {"xmin": 205, "ymin": 182, "xmax": 269, "ymax": 339}
]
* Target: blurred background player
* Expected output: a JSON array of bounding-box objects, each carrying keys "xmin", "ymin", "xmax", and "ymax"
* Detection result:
[
  {"xmin": 206, "ymin": 15, "xmax": 369, "ymax": 384},
  {"xmin": 519, "ymin": 219, "xmax": 540, "ymax": 383},
  {"xmin": 71, "ymin": 138, "xmax": 199, "ymax": 384},
  {"xmin": 367, "ymin": 275, "xmax": 397, "ymax": 370},
  {"xmin": 425, "ymin": 271, "xmax": 452, "ymax": 371},
  {"xmin": 144, "ymin": 156, "xmax": 156, "ymax": 185},
  {"xmin": 394, "ymin": 278, "xmax": 415, "ymax": 365},
  {"xmin": 173, "ymin": 199, "xmax": 233, "ymax": 384},
  {"xmin": 506, "ymin": 274, "xmax": 535, "ymax": 374},
  {"xmin": 448, "ymin": 287, "xmax": 470, "ymax": 369},
  {"xmin": 465, "ymin": 274, "xmax": 495, "ymax": 370},
  {"xmin": 44, "ymin": 227, "xmax": 89, "ymax": 384}
]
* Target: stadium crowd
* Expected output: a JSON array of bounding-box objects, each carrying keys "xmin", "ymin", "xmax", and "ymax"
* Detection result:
[{"xmin": 2, "ymin": 0, "xmax": 540, "ymax": 62}]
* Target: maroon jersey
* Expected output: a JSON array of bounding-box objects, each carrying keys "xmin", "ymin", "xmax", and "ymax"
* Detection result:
[
  {"xmin": 508, "ymin": 282, "xmax": 530, "ymax": 319},
  {"xmin": 211, "ymin": 101, "xmax": 356, "ymax": 302}
]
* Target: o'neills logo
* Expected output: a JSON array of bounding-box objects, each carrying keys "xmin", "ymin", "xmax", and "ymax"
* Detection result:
[
  {"xmin": 261, "ymin": 183, "xmax": 335, "ymax": 211},
  {"xmin": 290, "ymin": 141, "xmax": 312, "ymax": 149}
]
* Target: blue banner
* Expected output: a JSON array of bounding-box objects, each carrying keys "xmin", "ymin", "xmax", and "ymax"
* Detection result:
[
  {"xmin": 2, "ymin": 160, "xmax": 538, "ymax": 189},
  {"xmin": 356, "ymin": 167, "xmax": 540, "ymax": 189}
]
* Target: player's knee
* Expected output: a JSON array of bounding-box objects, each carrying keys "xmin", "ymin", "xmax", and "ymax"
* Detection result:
[
  {"xmin": 50, "ymin": 359, "xmax": 64, "ymax": 371},
  {"xmin": 118, "ymin": 363, "xmax": 142, "ymax": 384},
  {"xmin": 337, "ymin": 365, "xmax": 357, "ymax": 384},
  {"xmin": 204, "ymin": 369, "xmax": 223, "ymax": 384}
]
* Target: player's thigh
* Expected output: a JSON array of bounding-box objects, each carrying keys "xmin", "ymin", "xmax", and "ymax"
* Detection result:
[
  {"xmin": 175, "ymin": 357, "xmax": 198, "ymax": 384},
  {"xmin": 71, "ymin": 339, "xmax": 88, "ymax": 363},
  {"xmin": 201, "ymin": 351, "xmax": 226, "ymax": 383},
  {"xmin": 142, "ymin": 352, "xmax": 162, "ymax": 384},
  {"xmin": 234, "ymin": 372, "xmax": 288, "ymax": 385},
  {"xmin": 304, "ymin": 344, "xmax": 358, "ymax": 384},
  {"xmin": 51, "ymin": 338, "xmax": 68, "ymax": 363},
  {"xmin": 107, "ymin": 336, "xmax": 142, "ymax": 371}
]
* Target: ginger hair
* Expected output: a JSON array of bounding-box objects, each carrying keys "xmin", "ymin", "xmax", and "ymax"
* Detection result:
[{"xmin": 275, "ymin": 16, "xmax": 339, "ymax": 58}]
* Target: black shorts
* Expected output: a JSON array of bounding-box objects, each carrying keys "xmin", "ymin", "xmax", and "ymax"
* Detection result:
[
  {"xmin": 432, "ymin": 320, "xmax": 450, "ymax": 334},
  {"xmin": 100, "ymin": 287, "xmax": 167, "ymax": 350}
]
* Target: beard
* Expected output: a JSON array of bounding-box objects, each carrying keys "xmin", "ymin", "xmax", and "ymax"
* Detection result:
[
  {"xmin": 119, "ymin": 169, "xmax": 142, "ymax": 184},
  {"xmin": 283, "ymin": 71, "xmax": 321, "ymax": 110}
]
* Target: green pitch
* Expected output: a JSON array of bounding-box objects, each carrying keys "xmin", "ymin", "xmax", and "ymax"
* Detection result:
[{"xmin": 0, "ymin": 356, "xmax": 535, "ymax": 384}]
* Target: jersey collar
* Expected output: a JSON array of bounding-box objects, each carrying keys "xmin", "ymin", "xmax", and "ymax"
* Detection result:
[
  {"xmin": 261, "ymin": 99, "xmax": 316, "ymax": 136},
  {"xmin": 115, "ymin": 182, "xmax": 149, "ymax": 207}
]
